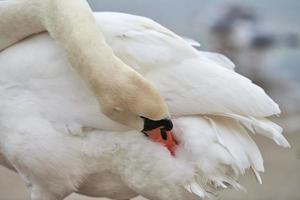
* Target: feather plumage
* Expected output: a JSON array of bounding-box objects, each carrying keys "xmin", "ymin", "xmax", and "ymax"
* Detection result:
[{"xmin": 0, "ymin": 12, "xmax": 289, "ymax": 199}]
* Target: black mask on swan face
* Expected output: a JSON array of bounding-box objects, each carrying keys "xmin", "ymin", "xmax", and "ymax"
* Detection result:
[{"xmin": 141, "ymin": 117, "xmax": 173, "ymax": 132}]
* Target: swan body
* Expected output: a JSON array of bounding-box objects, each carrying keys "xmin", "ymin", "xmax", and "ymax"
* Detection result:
[{"xmin": 0, "ymin": 12, "xmax": 289, "ymax": 200}]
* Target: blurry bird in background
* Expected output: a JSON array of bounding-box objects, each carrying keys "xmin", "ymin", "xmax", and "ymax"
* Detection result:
[{"xmin": 209, "ymin": 4, "xmax": 300, "ymax": 134}]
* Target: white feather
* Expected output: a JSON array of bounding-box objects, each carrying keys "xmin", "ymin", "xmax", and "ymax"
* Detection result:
[
  {"xmin": 182, "ymin": 37, "xmax": 201, "ymax": 47},
  {"xmin": 197, "ymin": 51, "xmax": 235, "ymax": 70}
]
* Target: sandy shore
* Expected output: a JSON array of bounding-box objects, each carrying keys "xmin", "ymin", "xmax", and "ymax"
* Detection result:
[{"xmin": 0, "ymin": 133, "xmax": 299, "ymax": 200}]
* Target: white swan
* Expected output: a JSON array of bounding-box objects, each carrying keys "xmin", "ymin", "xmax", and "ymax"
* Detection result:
[{"xmin": 0, "ymin": 8, "xmax": 290, "ymax": 200}]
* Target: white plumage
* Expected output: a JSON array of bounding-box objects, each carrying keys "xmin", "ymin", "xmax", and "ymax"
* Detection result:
[{"xmin": 0, "ymin": 12, "xmax": 289, "ymax": 200}]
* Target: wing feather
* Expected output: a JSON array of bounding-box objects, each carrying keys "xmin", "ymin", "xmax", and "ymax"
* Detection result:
[{"xmin": 94, "ymin": 12, "xmax": 280, "ymax": 118}]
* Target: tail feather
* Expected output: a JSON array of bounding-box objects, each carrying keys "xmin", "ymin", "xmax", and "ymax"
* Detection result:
[
  {"xmin": 221, "ymin": 113, "xmax": 290, "ymax": 148},
  {"xmin": 251, "ymin": 166, "xmax": 262, "ymax": 184},
  {"xmin": 175, "ymin": 114, "xmax": 289, "ymax": 197}
]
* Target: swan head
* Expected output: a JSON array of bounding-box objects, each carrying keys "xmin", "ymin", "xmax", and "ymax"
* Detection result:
[
  {"xmin": 96, "ymin": 69, "xmax": 171, "ymax": 132},
  {"xmin": 96, "ymin": 71, "xmax": 178, "ymax": 154}
]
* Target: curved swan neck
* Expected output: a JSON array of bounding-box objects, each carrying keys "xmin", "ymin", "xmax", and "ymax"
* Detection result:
[
  {"xmin": 0, "ymin": 0, "xmax": 44, "ymax": 50},
  {"xmin": 39, "ymin": 0, "xmax": 136, "ymax": 89},
  {"xmin": 0, "ymin": 0, "xmax": 145, "ymax": 97}
]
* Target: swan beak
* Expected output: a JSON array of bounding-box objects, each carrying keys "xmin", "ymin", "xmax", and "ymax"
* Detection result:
[{"xmin": 142, "ymin": 118, "xmax": 178, "ymax": 156}]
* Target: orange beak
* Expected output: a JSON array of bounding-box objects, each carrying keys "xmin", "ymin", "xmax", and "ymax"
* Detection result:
[{"xmin": 143, "ymin": 127, "xmax": 178, "ymax": 156}]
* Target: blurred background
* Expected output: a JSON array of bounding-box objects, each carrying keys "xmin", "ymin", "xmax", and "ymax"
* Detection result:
[{"xmin": 1, "ymin": 0, "xmax": 299, "ymax": 199}]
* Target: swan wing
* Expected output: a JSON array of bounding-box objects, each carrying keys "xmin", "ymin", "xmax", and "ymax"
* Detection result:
[{"xmin": 95, "ymin": 12, "xmax": 279, "ymax": 118}]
